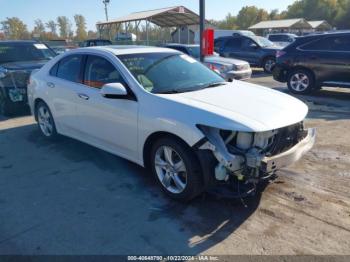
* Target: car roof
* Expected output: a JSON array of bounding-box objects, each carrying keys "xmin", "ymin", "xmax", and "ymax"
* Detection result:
[
  {"xmin": 268, "ymin": 33, "xmax": 296, "ymax": 36},
  {"xmin": 297, "ymin": 31, "xmax": 350, "ymax": 41},
  {"xmin": 0, "ymin": 40, "xmax": 38, "ymax": 44},
  {"xmin": 165, "ymin": 43, "xmax": 199, "ymax": 48},
  {"xmin": 79, "ymin": 45, "xmax": 179, "ymax": 55}
]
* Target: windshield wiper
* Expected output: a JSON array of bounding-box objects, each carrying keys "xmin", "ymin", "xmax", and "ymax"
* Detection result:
[
  {"xmin": 200, "ymin": 82, "xmax": 226, "ymax": 89},
  {"xmin": 157, "ymin": 89, "xmax": 181, "ymax": 94}
]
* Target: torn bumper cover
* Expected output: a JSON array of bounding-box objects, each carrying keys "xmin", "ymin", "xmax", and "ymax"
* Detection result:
[
  {"xmin": 261, "ymin": 128, "xmax": 316, "ymax": 173},
  {"xmin": 196, "ymin": 124, "xmax": 316, "ymax": 186}
]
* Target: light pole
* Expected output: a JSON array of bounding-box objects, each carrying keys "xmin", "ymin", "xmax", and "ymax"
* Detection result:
[
  {"xmin": 199, "ymin": 0, "xmax": 205, "ymax": 62},
  {"xmin": 103, "ymin": 0, "xmax": 110, "ymax": 21}
]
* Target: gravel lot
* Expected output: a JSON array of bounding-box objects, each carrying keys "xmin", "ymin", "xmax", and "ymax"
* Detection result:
[{"xmin": 0, "ymin": 73, "xmax": 349, "ymax": 255}]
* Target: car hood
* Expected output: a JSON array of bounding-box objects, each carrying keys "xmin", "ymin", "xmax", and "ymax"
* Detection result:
[
  {"xmin": 262, "ymin": 45, "xmax": 282, "ymax": 51},
  {"xmin": 204, "ymin": 55, "xmax": 248, "ymax": 66},
  {"xmin": 159, "ymin": 82, "xmax": 308, "ymax": 132},
  {"xmin": 0, "ymin": 60, "xmax": 48, "ymax": 71}
]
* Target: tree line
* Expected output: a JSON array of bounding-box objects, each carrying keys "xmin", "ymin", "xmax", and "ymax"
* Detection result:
[
  {"xmin": 210, "ymin": 0, "xmax": 350, "ymax": 30},
  {"xmin": 0, "ymin": 15, "xmax": 97, "ymax": 41},
  {"xmin": 1, "ymin": 0, "xmax": 350, "ymax": 41}
]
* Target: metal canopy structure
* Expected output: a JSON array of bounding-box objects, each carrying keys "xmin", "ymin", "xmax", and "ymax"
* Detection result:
[
  {"xmin": 249, "ymin": 18, "xmax": 312, "ymax": 30},
  {"xmin": 96, "ymin": 6, "xmax": 202, "ymax": 44},
  {"xmin": 97, "ymin": 6, "xmax": 201, "ymax": 28},
  {"xmin": 308, "ymin": 20, "xmax": 332, "ymax": 31}
]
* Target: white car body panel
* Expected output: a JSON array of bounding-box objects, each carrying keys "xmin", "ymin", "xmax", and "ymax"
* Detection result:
[{"xmin": 28, "ymin": 46, "xmax": 309, "ymax": 168}]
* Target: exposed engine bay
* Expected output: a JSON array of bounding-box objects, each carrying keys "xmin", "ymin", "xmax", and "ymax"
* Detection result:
[{"xmin": 197, "ymin": 122, "xmax": 313, "ymax": 197}]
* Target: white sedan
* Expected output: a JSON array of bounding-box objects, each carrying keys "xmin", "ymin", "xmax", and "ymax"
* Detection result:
[{"xmin": 28, "ymin": 46, "xmax": 316, "ymax": 201}]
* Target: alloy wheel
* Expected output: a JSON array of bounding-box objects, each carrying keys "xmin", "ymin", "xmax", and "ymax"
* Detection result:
[
  {"xmin": 37, "ymin": 106, "xmax": 54, "ymax": 137},
  {"xmin": 264, "ymin": 59, "xmax": 275, "ymax": 73},
  {"xmin": 290, "ymin": 73, "xmax": 310, "ymax": 92},
  {"xmin": 154, "ymin": 146, "xmax": 187, "ymax": 194}
]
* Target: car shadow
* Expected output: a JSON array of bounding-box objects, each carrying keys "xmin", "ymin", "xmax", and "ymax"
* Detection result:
[{"xmin": 0, "ymin": 125, "xmax": 265, "ymax": 254}]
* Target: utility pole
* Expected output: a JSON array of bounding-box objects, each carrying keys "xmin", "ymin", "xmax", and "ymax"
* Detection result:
[
  {"xmin": 103, "ymin": 0, "xmax": 110, "ymax": 21},
  {"xmin": 199, "ymin": 0, "xmax": 205, "ymax": 62}
]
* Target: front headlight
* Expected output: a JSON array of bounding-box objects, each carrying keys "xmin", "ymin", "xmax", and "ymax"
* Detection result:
[{"xmin": 234, "ymin": 64, "xmax": 249, "ymax": 71}]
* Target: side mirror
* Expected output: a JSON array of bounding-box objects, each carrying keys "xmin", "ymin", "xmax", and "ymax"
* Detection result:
[
  {"xmin": 100, "ymin": 83, "xmax": 128, "ymax": 99},
  {"xmin": 250, "ymin": 43, "xmax": 259, "ymax": 49}
]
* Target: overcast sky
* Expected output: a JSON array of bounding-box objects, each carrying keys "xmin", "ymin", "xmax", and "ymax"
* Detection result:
[{"xmin": 0, "ymin": 0, "xmax": 295, "ymax": 31}]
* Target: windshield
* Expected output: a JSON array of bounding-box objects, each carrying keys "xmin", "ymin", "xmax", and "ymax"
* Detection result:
[
  {"xmin": 0, "ymin": 43, "xmax": 55, "ymax": 63},
  {"xmin": 251, "ymin": 36, "xmax": 275, "ymax": 47},
  {"xmin": 118, "ymin": 52, "xmax": 225, "ymax": 94}
]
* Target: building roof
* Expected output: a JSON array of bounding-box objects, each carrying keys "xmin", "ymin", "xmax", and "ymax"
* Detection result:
[
  {"xmin": 249, "ymin": 18, "xmax": 312, "ymax": 30},
  {"xmin": 308, "ymin": 20, "xmax": 332, "ymax": 30},
  {"xmin": 97, "ymin": 6, "xmax": 201, "ymax": 27}
]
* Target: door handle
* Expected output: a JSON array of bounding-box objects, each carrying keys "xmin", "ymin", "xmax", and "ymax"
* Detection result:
[
  {"xmin": 47, "ymin": 82, "xmax": 55, "ymax": 88},
  {"xmin": 77, "ymin": 93, "xmax": 89, "ymax": 100}
]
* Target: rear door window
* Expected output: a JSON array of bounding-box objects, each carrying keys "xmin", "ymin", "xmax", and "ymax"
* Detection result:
[
  {"xmin": 223, "ymin": 38, "xmax": 242, "ymax": 52},
  {"xmin": 269, "ymin": 35, "xmax": 282, "ymax": 42},
  {"xmin": 56, "ymin": 55, "xmax": 83, "ymax": 83},
  {"xmin": 301, "ymin": 35, "xmax": 350, "ymax": 51}
]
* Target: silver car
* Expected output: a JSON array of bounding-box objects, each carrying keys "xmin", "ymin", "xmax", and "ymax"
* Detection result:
[{"xmin": 165, "ymin": 44, "xmax": 252, "ymax": 81}]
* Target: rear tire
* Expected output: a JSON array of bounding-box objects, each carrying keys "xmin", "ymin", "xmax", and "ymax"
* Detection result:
[
  {"xmin": 35, "ymin": 101, "xmax": 58, "ymax": 140},
  {"xmin": 150, "ymin": 137, "xmax": 203, "ymax": 202},
  {"xmin": 263, "ymin": 57, "xmax": 276, "ymax": 74},
  {"xmin": 287, "ymin": 69, "xmax": 315, "ymax": 94}
]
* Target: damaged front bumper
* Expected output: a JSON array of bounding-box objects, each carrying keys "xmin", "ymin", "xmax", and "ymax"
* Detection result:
[
  {"xmin": 195, "ymin": 124, "xmax": 316, "ymax": 191},
  {"xmin": 261, "ymin": 128, "xmax": 316, "ymax": 173}
]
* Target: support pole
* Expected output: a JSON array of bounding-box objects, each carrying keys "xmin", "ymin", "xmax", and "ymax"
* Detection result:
[
  {"xmin": 199, "ymin": 0, "xmax": 205, "ymax": 62},
  {"xmin": 146, "ymin": 20, "xmax": 149, "ymax": 46}
]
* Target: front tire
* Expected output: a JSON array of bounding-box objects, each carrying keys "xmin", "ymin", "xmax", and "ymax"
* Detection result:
[
  {"xmin": 150, "ymin": 137, "xmax": 203, "ymax": 201},
  {"xmin": 0, "ymin": 92, "xmax": 14, "ymax": 116},
  {"xmin": 35, "ymin": 101, "xmax": 58, "ymax": 140},
  {"xmin": 287, "ymin": 69, "xmax": 315, "ymax": 94}
]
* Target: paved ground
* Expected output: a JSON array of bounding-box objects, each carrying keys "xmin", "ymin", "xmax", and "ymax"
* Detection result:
[{"xmin": 0, "ymin": 74, "xmax": 350, "ymax": 255}]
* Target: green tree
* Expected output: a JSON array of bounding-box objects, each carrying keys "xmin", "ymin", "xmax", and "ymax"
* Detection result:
[
  {"xmin": 236, "ymin": 6, "xmax": 269, "ymax": 29},
  {"xmin": 215, "ymin": 13, "xmax": 238, "ymax": 29},
  {"xmin": 74, "ymin": 14, "xmax": 87, "ymax": 41},
  {"xmin": 285, "ymin": 0, "xmax": 339, "ymax": 25},
  {"xmin": 46, "ymin": 20, "xmax": 57, "ymax": 37},
  {"xmin": 0, "ymin": 17, "xmax": 30, "ymax": 39},
  {"xmin": 32, "ymin": 19, "xmax": 46, "ymax": 39},
  {"xmin": 57, "ymin": 16, "xmax": 72, "ymax": 39},
  {"xmin": 334, "ymin": 0, "xmax": 350, "ymax": 29}
]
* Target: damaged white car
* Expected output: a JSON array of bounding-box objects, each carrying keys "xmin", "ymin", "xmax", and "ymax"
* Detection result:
[{"xmin": 28, "ymin": 46, "xmax": 316, "ymax": 201}]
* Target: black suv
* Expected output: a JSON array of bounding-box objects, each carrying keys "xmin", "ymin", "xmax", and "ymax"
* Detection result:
[
  {"xmin": 273, "ymin": 32, "xmax": 350, "ymax": 94},
  {"xmin": 214, "ymin": 35, "xmax": 281, "ymax": 73},
  {"xmin": 0, "ymin": 41, "xmax": 55, "ymax": 115}
]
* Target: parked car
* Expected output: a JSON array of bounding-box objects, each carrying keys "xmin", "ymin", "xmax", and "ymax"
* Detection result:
[
  {"xmin": 165, "ymin": 44, "xmax": 252, "ymax": 81},
  {"xmin": 267, "ymin": 33, "xmax": 297, "ymax": 47},
  {"xmin": 194, "ymin": 30, "xmax": 255, "ymax": 44},
  {"xmin": 80, "ymin": 39, "xmax": 112, "ymax": 47},
  {"xmin": 0, "ymin": 41, "xmax": 55, "ymax": 115},
  {"xmin": 51, "ymin": 46, "xmax": 76, "ymax": 55},
  {"xmin": 28, "ymin": 46, "xmax": 315, "ymax": 201},
  {"xmin": 273, "ymin": 32, "xmax": 350, "ymax": 94},
  {"xmin": 215, "ymin": 35, "xmax": 282, "ymax": 73}
]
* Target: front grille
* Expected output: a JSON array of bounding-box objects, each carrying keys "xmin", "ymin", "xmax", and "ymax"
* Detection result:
[{"xmin": 266, "ymin": 122, "xmax": 307, "ymax": 156}]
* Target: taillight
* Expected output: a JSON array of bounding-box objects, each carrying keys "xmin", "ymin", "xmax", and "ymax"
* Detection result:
[{"xmin": 276, "ymin": 50, "xmax": 286, "ymax": 58}]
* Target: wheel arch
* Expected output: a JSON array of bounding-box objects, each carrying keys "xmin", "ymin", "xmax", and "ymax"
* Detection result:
[
  {"xmin": 288, "ymin": 66, "xmax": 316, "ymax": 82},
  {"xmin": 142, "ymin": 131, "xmax": 199, "ymax": 169}
]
